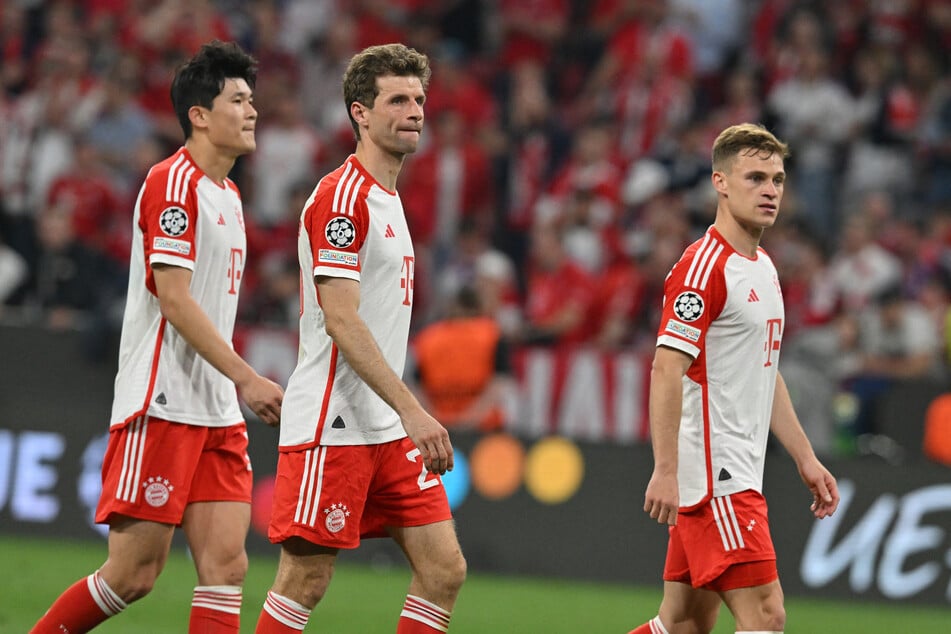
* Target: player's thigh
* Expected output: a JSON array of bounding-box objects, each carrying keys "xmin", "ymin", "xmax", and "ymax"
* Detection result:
[
  {"xmin": 658, "ymin": 580, "xmax": 721, "ymax": 634},
  {"xmin": 719, "ymin": 578, "xmax": 785, "ymax": 631},
  {"xmin": 183, "ymin": 500, "xmax": 250, "ymax": 583},
  {"xmin": 271, "ymin": 536, "xmax": 340, "ymax": 608}
]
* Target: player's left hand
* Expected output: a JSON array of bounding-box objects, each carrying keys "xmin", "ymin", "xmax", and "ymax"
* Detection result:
[
  {"xmin": 402, "ymin": 409, "xmax": 454, "ymax": 475},
  {"xmin": 799, "ymin": 457, "xmax": 839, "ymax": 519}
]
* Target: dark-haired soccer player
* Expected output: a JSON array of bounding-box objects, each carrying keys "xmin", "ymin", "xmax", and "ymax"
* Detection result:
[
  {"xmin": 30, "ymin": 40, "xmax": 283, "ymax": 634},
  {"xmin": 629, "ymin": 123, "xmax": 839, "ymax": 634},
  {"xmin": 253, "ymin": 43, "xmax": 466, "ymax": 634}
]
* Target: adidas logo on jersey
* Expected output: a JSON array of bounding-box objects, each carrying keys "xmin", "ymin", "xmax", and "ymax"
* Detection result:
[
  {"xmin": 748, "ymin": 289, "xmax": 760, "ymax": 302},
  {"xmin": 155, "ymin": 392, "xmax": 167, "ymax": 405},
  {"xmin": 384, "ymin": 224, "xmax": 395, "ymax": 238},
  {"xmin": 217, "ymin": 213, "xmax": 226, "ymax": 225}
]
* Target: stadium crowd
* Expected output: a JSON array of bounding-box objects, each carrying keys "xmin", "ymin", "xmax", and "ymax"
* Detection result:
[{"xmin": 2, "ymin": 0, "xmax": 951, "ymax": 455}]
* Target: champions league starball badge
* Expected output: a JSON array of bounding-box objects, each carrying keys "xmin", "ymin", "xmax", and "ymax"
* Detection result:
[
  {"xmin": 673, "ymin": 291, "xmax": 704, "ymax": 322},
  {"xmin": 159, "ymin": 206, "xmax": 189, "ymax": 237},
  {"xmin": 325, "ymin": 217, "xmax": 356, "ymax": 248}
]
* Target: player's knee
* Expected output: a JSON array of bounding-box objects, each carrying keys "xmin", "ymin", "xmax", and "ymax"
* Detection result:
[
  {"xmin": 118, "ymin": 569, "xmax": 161, "ymax": 603},
  {"xmin": 422, "ymin": 550, "xmax": 466, "ymax": 600},
  {"xmin": 761, "ymin": 597, "xmax": 786, "ymax": 631},
  {"xmin": 222, "ymin": 551, "xmax": 249, "ymax": 586},
  {"xmin": 660, "ymin": 603, "xmax": 719, "ymax": 634},
  {"xmin": 298, "ymin": 565, "xmax": 335, "ymax": 608}
]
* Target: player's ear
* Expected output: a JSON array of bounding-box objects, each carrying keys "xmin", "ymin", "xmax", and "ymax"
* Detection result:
[
  {"xmin": 350, "ymin": 101, "xmax": 370, "ymax": 129},
  {"xmin": 189, "ymin": 105, "xmax": 209, "ymax": 132},
  {"xmin": 711, "ymin": 170, "xmax": 728, "ymax": 196}
]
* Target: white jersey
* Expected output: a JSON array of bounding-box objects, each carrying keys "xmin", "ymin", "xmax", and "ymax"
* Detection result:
[
  {"xmin": 656, "ymin": 227, "xmax": 785, "ymax": 508},
  {"xmin": 110, "ymin": 147, "xmax": 246, "ymax": 428},
  {"xmin": 280, "ymin": 155, "xmax": 415, "ymax": 449}
]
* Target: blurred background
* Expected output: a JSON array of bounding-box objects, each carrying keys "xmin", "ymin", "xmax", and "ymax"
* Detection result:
[{"xmin": 1, "ymin": 0, "xmax": 950, "ymax": 619}]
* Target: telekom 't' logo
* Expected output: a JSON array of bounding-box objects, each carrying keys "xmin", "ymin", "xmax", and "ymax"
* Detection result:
[
  {"xmin": 764, "ymin": 318, "xmax": 782, "ymax": 367},
  {"xmin": 227, "ymin": 248, "xmax": 244, "ymax": 295},
  {"xmin": 400, "ymin": 255, "xmax": 415, "ymax": 306}
]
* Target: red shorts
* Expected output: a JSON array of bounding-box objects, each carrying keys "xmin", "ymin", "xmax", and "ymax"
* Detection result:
[
  {"xmin": 96, "ymin": 416, "xmax": 252, "ymax": 526},
  {"xmin": 268, "ymin": 436, "xmax": 452, "ymax": 549},
  {"xmin": 663, "ymin": 490, "xmax": 778, "ymax": 591}
]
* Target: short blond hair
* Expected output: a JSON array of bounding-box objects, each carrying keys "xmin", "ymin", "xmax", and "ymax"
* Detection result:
[{"xmin": 712, "ymin": 123, "xmax": 789, "ymax": 172}]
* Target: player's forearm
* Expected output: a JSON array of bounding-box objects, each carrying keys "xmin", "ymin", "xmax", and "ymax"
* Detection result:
[
  {"xmin": 159, "ymin": 294, "xmax": 257, "ymax": 388},
  {"xmin": 326, "ymin": 315, "xmax": 423, "ymax": 419},
  {"xmin": 770, "ymin": 372, "xmax": 818, "ymax": 466},
  {"xmin": 648, "ymin": 365, "xmax": 683, "ymax": 474}
]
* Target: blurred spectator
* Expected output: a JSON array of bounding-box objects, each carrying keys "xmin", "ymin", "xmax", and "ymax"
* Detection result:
[
  {"xmin": 248, "ymin": 81, "xmax": 322, "ymax": 226},
  {"xmin": 585, "ymin": 0, "xmax": 694, "ymax": 159},
  {"xmin": 0, "ymin": 228, "xmax": 28, "ymax": 309},
  {"xmin": 473, "ymin": 249, "xmax": 523, "ymax": 342},
  {"xmin": 917, "ymin": 64, "xmax": 951, "ymax": 208},
  {"xmin": 766, "ymin": 42, "xmax": 855, "ymax": 241},
  {"xmin": 84, "ymin": 56, "xmax": 156, "ymax": 195},
  {"xmin": 28, "ymin": 203, "xmax": 124, "ymax": 340},
  {"xmin": 401, "ymin": 108, "xmax": 494, "ymax": 266},
  {"xmin": 589, "ymin": 238, "xmax": 647, "ymax": 349},
  {"xmin": 240, "ymin": 179, "xmax": 313, "ymax": 328},
  {"xmin": 843, "ymin": 45, "xmax": 915, "ymax": 204},
  {"xmin": 492, "ymin": 61, "xmax": 572, "ymax": 274},
  {"xmin": 773, "ymin": 226, "xmax": 839, "ymax": 334},
  {"xmin": 670, "ymin": 0, "xmax": 744, "ymax": 107},
  {"xmin": 294, "ymin": 8, "xmax": 359, "ymax": 160},
  {"xmin": 410, "ymin": 285, "xmax": 517, "ymax": 432},
  {"xmin": 495, "ymin": 0, "xmax": 570, "ymax": 68},
  {"xmin": 45, "ymin": 135, "xmax": 129, "ymax": 266},
  {"xmin": 828, "ymin": 209, "xmax": 902, "ymax": 312},
  {"xmin": 842, "ymin": 285, "xmax": 944, "ymax": 437},
  {"xmin": 521, "ymin": 221, "xmax": 595, "ymax": 345}
]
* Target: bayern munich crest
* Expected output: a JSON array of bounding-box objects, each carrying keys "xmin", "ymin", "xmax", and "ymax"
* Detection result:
[
  {"xmin": 325, "ymin": 217, "xmax": 356, "ymax": 248},
  {"xmin": 159, "ymin": 206, "xmax": 189, "ymax": 237},
  {"xmin": 142, "ymin": 475, "xmax": 174, "ymax": 508},
  {"xmin": 673, "ymin": 291, "xmax": 704, "ymax": 322},
  {"xmin": 324, "ymin": 502, "xmax": 351, "ymax": 533}
]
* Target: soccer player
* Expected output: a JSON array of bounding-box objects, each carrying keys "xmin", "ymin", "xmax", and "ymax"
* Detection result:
[
  {"xmin": 253, "ymin": 43, "xmax": 466, "ymax": 634},
  {"xmin": 30, "ymin": 40, "xmax": 284, "ymax": 634},
  {"xmin": 629, "ymin": 123, "xmax": 840, "ymax": 634}
]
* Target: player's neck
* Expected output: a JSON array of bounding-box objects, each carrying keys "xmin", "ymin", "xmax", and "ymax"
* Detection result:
[
  {"xmin": 354, "ymin": 143, "xmax": 405, "ymax": 192},
  {"xmin": 714, "ymin": 212, "xmax": 763, "ymax": 258},
  {"xmin": 184, "ymin": 138, "xmax": 238, "ymax": 186}
]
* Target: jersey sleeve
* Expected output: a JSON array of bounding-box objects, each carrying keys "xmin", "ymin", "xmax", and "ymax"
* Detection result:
[
  {"xmin": 139, "ymin": 166, "xmax": 198, "ymax": 272},
  {"xmin": 656, "ymin": 246, "xmax": 728, "ymax": 359},
  {"xmin": 302, "ymin": 187, "xmax": 369, "ymax": 282}
]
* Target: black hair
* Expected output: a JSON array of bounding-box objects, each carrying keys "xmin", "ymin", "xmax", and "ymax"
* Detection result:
[{"xmin": 170, "ymin": 40, "xmax": 257, "ymax": 141}]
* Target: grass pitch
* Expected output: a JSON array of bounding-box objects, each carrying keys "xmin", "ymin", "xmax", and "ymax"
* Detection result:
[{"xmin": 3, "ymin": 535, "xmax": 946, "ymax": 633}]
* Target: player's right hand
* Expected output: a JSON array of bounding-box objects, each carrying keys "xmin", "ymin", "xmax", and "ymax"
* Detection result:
[
  {"xmin": 643, "ymin": 471, "xmax": 679, "ymax": 526},
  {"xmin": 240, "ymin": 375, "xmax": 284, "ymax": 427}
]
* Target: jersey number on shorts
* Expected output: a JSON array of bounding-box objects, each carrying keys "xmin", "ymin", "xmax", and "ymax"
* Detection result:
[{"xmin": 405, "ymin": 448, "xmax": 441, "ymax": 490}]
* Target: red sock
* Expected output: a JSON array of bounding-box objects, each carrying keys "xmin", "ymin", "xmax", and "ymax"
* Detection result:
[
  {"xmin": 628, "ymin": 616, "xmax": 668, "ymax": 634},
  {"xmin": 397, "ymin": 594, "xmax": 452, "ymax": 633},
  {"xmin": 30, "ymin": 571, "xmax": 126, "ymax": 634},
  {"xmin": 254, "ymin": 591, "xmax": 311, "ymax": 633},
  {"xmin": 189, "ymin": 585, "xmax": 242, "ymax": 633}
]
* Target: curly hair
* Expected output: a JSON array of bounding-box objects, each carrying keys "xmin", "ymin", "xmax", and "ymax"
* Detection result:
[{"xmin": 342, "ymin": 43, "xmax": 431, "ymax": 141}]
